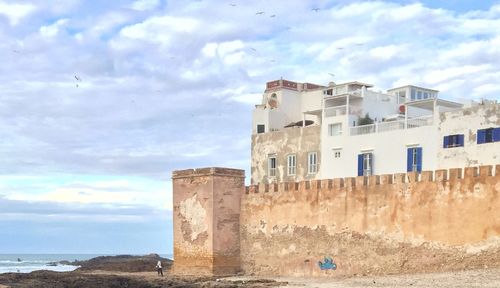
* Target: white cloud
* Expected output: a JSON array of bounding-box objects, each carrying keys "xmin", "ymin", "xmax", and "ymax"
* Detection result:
[
  {"xmin": 118, "ymin": 15, "xmax": 199, "ymax": 45},
  {"xmin": 39, "ymin": 19, "xmax": 68, "ymax": 37},
  {"xmin": 130, "ymin": 0, "xmax": 160, "ymax": 11},
  {"xmin": 369, "ymin": 44, "xmax": 407, "ymax": 61},
  {"xmin": 0, "ymin": 1, "xmax": 36, "ymax": 25},
  {"xmin": 423, "ymin": 65, "xmax": 492, "ymax": 85}
]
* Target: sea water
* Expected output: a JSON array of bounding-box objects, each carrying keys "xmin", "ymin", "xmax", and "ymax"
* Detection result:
[{"xmin": 0, "ymin": 254, "xmax": 173, "ymax": 274}]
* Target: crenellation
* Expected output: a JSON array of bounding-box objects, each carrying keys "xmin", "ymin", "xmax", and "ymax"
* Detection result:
[
  {"xmin": 314, "ymin": 179, "xmax": 321, "ymax": 190},
  {"xmin": 464, "ymin": 167, "xmax": 478, "ymax": 178},
  {"xmin": 420, "ymin": 171, "xmax": 433, "ymax": 182},
  {"xmin": 380, "ymin": 174, "xmax": 393, "ymax": 185},
  {"xmin": 368, "ymin": 175, "xmax": 379, "ymax": 186},
  {"xmin": 394, "ymin": 173, "xmax": 406, "ymax": 184},
  {"xmin": 305, "ymin": 180, "xmax": 311, "ymax": 190},
  {"xmin": 345, "ymin": 177, "xmax": 355, "ymax": 189},
  {"xmin": 449, "ymin": 168, "xmax": 462, "ymax": 179},
  {"xmin": 355, "ymin": 176, "xmax": 366, "ymax": 187},
  {"xmin": 258, "ymin": 183, "xmax": 265, "ymax": 194},
  {"xmin": 333, "ymin": 178, "xmax": 344, "ymax": 189},
  {"xmin": 435, "ymin": 169, "xmax": 448, "ymax": 181},
  {"xmin": 479, "ymin": 165, "xmax": 493, "ymax": 177},
  {"xmin": 321, "ymin": 179, "xmax": 331, "ymax": 190},
  {"xmin": 407, "ymin": 172, "xmax": 418, "ymax": 183},
  {"xmin": 244, "ymin": 166, "xmax": 495, "ymax": 199},
  {"xmin": 495, "ymin": 164, "xmax": 500, "ymax": 176},
  {"xmin": 278, "ymin": 182, "xmax": 285, "ymax": 193}
]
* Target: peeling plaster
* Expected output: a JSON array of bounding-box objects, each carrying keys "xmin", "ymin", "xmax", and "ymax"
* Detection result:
[{"xmin": 179, "ymin": 194, "xmax": 208, "ymax": 242}]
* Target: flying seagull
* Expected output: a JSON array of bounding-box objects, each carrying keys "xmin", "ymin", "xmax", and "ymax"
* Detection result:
[
  {"xmin": 328, "ymin": 73, "xmax": 335, "ymax": 77},
  {"xmin": 229, "ymin": 3, "xmax": 236, "ymax": 6},
  {"xmin": 270, "ymin": 14, "xmax": 276, "ymax": 18},
  {"xmin": 250, "ymin": 47, "xmax": 257, "ymax": 52},
  {"xmin": 12, "ymin": 49, "xmax": 21, "ymax": 53},
  {"xmin": 74, "ymin": 75, "xmax": 81, "ymax": 81},
  {"xmin": 311, "ymin": 8, "xmax": 320, "ymax": 12},
  {"xmin": 256, "ymin": 11, "xmax": 264, "ymax": 15},
  {"xmin": 336, "ymin": 47, "xmax": 344, "ymax": 50}
]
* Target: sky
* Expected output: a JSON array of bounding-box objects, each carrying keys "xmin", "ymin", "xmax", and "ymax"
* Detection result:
[{"xmin": 1, "ymin": 0, "xmax": 499, "ymax": 254}]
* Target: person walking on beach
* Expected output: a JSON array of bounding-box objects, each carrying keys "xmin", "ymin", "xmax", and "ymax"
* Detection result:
[{"xmin": 156, "ymin": 260, "xmax": 163, "ymax": 277}]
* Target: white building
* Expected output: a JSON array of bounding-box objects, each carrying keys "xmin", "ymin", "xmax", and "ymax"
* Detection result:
[{"xmin": 251, "ymin": 78, "xmax": 500, "ymax": 184}]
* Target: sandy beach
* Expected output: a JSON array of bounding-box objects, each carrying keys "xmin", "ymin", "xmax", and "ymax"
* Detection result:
[
  {"xmin": 0, "ymin": 254, "xmax": 499, "ymax": 287},
  {"xmin": 2, "ymin": 268, "xmax": 500, "ymax": 287}
]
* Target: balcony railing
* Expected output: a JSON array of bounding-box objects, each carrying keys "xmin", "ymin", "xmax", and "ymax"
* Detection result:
[
  {"xmin": 324, "ymin": 106, "xmax": 347, "ymax": 117},
  {"xmin": 349, "ymin": 115, "xmax": 434, "ymax": 136}
]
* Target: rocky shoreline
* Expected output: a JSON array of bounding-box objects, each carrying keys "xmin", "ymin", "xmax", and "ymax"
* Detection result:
[{"xmin": 0, "ymin": 254, "xmax": 285, "ymax": 288}]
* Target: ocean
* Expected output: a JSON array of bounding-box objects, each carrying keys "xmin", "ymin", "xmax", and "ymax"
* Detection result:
[{"xmin": 0, "ymin": 254, "xmax": 173, "ymax": 274}]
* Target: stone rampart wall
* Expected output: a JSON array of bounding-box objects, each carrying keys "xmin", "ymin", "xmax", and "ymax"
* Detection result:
[{"xmin": 241, "ymin": 165, "xmax": 500, "ymax": 277}]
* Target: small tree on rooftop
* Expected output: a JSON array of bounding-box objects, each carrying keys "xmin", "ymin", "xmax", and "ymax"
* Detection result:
[{"xmin": 358, "ymin": 113, "xmax": 374, "ymax": 126}]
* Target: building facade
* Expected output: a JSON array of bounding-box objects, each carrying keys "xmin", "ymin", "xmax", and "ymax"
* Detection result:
[{"xmin": 251, "ymin": 78, "xmax": 500, "ymax": 184}]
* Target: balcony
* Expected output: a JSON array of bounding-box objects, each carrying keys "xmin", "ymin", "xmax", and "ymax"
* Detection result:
[
  {"xmin": 324, "ymin": 106, "xmax": 348, "ymax": 117},
  {"xmin": 349, "ymin": 115, "xmax": 434, "ymax": 136}
]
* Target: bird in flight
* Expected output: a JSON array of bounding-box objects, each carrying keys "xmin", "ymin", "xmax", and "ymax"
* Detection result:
[
  {"xmin": 256, "ymin": 11, "xmax": 264, "ymax": 15},
  {"xmin": 12, "ymin": 49, "xmax": 21, "ymax": 53},
  {"xmin": 74, "ymin": 75, "xmax": 82, "ymax": 87},
  {"xmin": 328, "ymin": 73, "xmax": 335, "ymax": 77},
  {"xmin": 229, "ymin": 3, "xmax": 236, "ymax": 6},
  {"xmin": 311, "ymin": 8, "xmax": 320, "ymax": 12},
  {"xmin": 336, "ymin": 47, "xmax": 344, "ymax": 50},
  {"xmin": 270, "ymin": 14, "xmax": 276, "ymax": 18},
  {"xmin": 250, "ymin": 47, "xmax": 257, "ymax": 52}
]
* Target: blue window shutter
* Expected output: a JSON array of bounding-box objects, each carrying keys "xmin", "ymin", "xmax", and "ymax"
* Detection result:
[
  {"xmin": 477, "ymin": 129, "xmax": 486, "ymax": 144},
  {"xmin": 416, "ymin": 147, "xmax": 423, "ymax": 172},
  {"xmin": 458, "ymin": 135, "xmax": 464, "ymax": 147},
  {"xmin": 407, "ymin": 148, "xmax": 413, "ymax": 172},
  {"xmin": 357, "ymin": 154, "xmax": 363, "ymax": 176},
  {"xmin": 443, "ymin": 136, "xmax": 449, "ymax": 148},
  {"xmin": 494, "ymin": 128, "xmax": 500, "ymax": 142}
]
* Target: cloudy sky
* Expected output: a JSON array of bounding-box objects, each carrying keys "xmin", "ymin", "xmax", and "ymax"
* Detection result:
[{"xmin": 1, "ymin": 0, "xmax": 499, "ymax": 254}]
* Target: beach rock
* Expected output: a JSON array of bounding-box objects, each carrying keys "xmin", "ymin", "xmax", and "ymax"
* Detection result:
[{"xmin": 70, "ymin": 254, "xmax": 173, "ymax": 272}]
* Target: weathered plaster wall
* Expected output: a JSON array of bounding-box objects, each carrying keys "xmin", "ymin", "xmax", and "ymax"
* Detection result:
[
  {"xmin": 241, "ymin": 165, "xmax": 500, "ymax": 277},
  {"xmin": 172, "ymin": 167, "xmax": 244, "ymax": 275},
  {"xmin": 438, "ymin": 102, "xmax": 499, "ymax": 168},
  {"xmin": 251, "ymin": 125, "xmax": 321, "ymax": 184}
]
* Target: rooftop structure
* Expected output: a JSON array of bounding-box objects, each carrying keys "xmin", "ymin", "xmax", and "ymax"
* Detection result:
[{"xmin": 251, "ymin": 78, "xmax": 499, "ymax": 184}]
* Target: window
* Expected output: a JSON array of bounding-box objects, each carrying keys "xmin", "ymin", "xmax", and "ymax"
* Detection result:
[
  {"xmin": 328, "ymin": 123, "xmax": 342, "ymax": 136},
  {"xmin": 308, "ymin": 152, "xmax": 318, "ymax": 174},
  {"xmin": 443, "ymin": 134, "xmax": 464, "ymax": 148},
  {"xmin": 477, "ymin": 128, "xmax": 500, "ymax": 144},
  {"xmin": 268, "ymin": 155, "xmax": 276, "ymax": 177},
  {"xmin": 417, "ymin": 91, "xmax": 422, "ymax": 100},
  {"xmin": 357, "ymin": 153, "xmax": 373, "ymax": 176},
  {"xmin": 287, "ymin": 154, "xmax": 296, "ymax": 176},
  {"xmin": 334, "ymin": 151, "xmax": 341, "ymax": 158},
  {"xmin": 407, "ymin": 147, "xmax": 422, "ymax": 172},
  {"xmin": 410, "ymin": 88, "xmax": 416, "ymax": 100},
  {"xmin": 257, "ymin": 124, "xmax": 265, "ymax": 134}
]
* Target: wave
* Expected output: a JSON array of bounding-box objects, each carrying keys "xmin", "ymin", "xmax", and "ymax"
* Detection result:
[{"xmin": 0, "ymin": 262, "xmax": 80, "ymax": 274}]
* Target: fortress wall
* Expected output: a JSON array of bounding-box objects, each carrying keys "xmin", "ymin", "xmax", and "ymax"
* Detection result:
[{"xmin": 241, "ymin": 165, "xmax": 500, "ymax": 276}]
